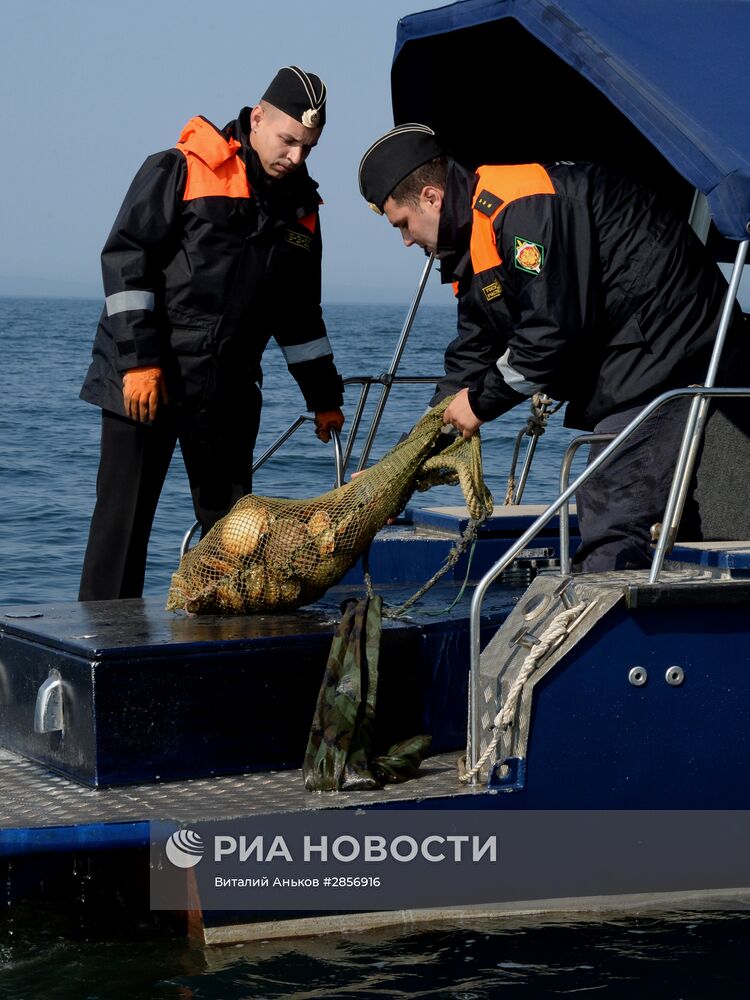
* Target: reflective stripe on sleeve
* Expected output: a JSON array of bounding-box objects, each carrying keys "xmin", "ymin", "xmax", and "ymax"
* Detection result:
[
  {"xmin": 496, "ymin": 349, "xmax": 545, "ymax": 395},
  {"xmin": 105, "ymin": 290, "xmax": 155, "ymax": 317},
  {"xmin": 280, "ymin": 336, "xmax": 332, "ymax": 365}
]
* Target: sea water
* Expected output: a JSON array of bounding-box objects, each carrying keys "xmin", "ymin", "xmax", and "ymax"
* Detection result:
[
  {"xmin": 0, "ymin": 296, "xmax": 583, "ymax": 606},
  {"xmin": 1, "ymin": 296, "xmax": 748, "ymax": 997}
]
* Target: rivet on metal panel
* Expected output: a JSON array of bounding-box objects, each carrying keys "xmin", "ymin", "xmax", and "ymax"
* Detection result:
[
  {"xmin": 628, "ymin": 666, "xmax": 648, "ymax": 687},
  {"xmin": 665, "ymin": 665, "xmax": 685, "ymax": 686}
]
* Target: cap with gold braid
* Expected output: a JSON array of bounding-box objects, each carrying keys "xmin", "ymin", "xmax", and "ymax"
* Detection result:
[
  {"xmin": 262, "ymin": 66, "xmax": 327, "ymax": 128},
  {"xmin": 358, "ymin": 123, "xmax": 445, "ymax": 214}
]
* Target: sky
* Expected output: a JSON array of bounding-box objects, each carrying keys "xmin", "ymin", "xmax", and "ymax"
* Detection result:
[{"xmin": 1, "ymin": 0, "xmax": 454, "ymax": 305}]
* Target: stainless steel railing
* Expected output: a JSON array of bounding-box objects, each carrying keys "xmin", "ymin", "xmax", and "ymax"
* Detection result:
[
  {"xmin": 180, "ymin": 255, "xmax": 438, "ymax": 558},
  {"xmin": 466, "ymin": 383, "xmax": 750, "ymax": 780},
  {"xmin": 650, "ymin": 239, "xmax": 749, "ymax": 580},
  {"xmin": 557, "ymin": 433, "xmax": 615, "ymax": 576},
  {"xmin": 356, "ymin": 254, "xmax": 435, "ymax": 470},
  {"xmin": 178, "ymin": 374, "xmax": 444, "ymax": 559}
]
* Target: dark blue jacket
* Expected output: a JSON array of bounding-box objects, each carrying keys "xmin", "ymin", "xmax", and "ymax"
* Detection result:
[
  {"xmin": 81, "ymin": 109, "xmax": 343, "ymax": 425},
  {"xmin": 436, "ymin": 160, "xmax": 741, "ymax": 430}
]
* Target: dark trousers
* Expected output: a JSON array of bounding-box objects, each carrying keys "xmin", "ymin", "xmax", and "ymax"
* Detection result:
[
  {"xmin": 572, "ymin": 398, "xmax": 697, "ymax": 573},
  {"xmin": 572, "ymin": 393, "xmax": 750, "ymax": 572},
  {"xmin": 79, "ymin": 393, "xmax": 260, "ymax": 601},
  {"xmin": 573, "ymin": 318, "xmax": 750, "ymax": 572}
]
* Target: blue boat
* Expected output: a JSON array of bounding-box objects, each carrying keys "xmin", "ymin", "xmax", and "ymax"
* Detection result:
[{"xmin": 1, "ymin": 0, "xmax": 750, "ymax": 942}]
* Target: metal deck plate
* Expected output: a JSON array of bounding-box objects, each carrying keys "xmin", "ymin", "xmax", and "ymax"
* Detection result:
[
  {"xmin": 0, "ymin": 748, "xmax": 472, "ymax": 830},
  {"xmin": 565, "ymin": 565, "xmax": 750, "ymax": 607}
]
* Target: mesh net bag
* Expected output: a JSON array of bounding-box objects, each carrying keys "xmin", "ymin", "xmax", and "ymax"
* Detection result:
[{"xmin": 166, "ymin": 396, "xmax": 494, "ymax": 615}]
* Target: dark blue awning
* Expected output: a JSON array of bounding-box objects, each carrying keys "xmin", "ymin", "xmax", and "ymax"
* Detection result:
[{"xmin": 392, "ymin": 0, "xmax": 750, "ymax": 241}]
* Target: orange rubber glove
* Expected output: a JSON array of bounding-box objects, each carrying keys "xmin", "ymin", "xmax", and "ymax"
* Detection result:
[
  {"xmin": 122, "ymin": 366, "xmax": 169, "ymax": 423},
  {"xmin": 314, "ymin": 408, "xmax": 345, "ymax": 443}
]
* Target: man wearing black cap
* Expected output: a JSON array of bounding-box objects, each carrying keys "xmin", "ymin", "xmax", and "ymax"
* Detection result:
[
  {"xmin": 79, "ymin": 67, "xmax": 345, "ymax": 601},
  {"xmin": 358, "ymin": 124, "xmax": 746, "ymax": 572}
]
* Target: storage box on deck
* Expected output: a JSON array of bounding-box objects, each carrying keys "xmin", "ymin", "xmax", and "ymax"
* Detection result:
[{"xmin": 0, "ymin": 594, "xmax": 508, "ymax": 788}]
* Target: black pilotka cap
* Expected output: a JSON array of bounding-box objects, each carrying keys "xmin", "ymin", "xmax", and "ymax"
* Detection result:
[
  {"xmin": 261, "ymin": 66, "xmax": 327, "ymax": 128},
  {"xmin": 358, "ymin": 123, "xmax": 445, "ymax": 214}
]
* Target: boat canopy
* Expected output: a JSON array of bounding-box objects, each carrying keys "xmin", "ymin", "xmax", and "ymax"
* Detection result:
[{"xmin": 392, "ymin": 0, "xmax": 750, "ymax": 242}]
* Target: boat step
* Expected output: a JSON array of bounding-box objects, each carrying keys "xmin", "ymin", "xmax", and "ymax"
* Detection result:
[
  {"xmin": 669, "ymin": 539, "xmax": 750, "ymax": 573},
  {"xmin": 408, "ymin": 503, "xmax": 578, "ymax": 539},
  {"xmin": 0, "ymin": 747, "xmax": 470, "ymax": 855}
]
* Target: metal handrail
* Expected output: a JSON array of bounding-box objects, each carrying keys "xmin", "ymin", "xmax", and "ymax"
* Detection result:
[
  {"xmin": 558, "ymin": 433, "xmax": 615, "ymax": 575},
  {"xmin": 178, "ymin": 376, "xmax": 444, "ymax": 558},
  {"xmin": 180, "ymin": 424, "xmax": 345, "ymax": 559},
  {"xmin": 357, "ymin": 253, "xmax": 435, "ymax": 471},
  {"xmin": 178, "ymin": 252, "xmax": 439, "ymax": 559},
  {"xmin": 512, "ymin": 421, "xmax": 543, "ymax": 505},
  {"xmin": 252, "ymin": 375, "xmax": 442, "ymax": 482},
  {"xmin": 251, "ymin": 415, "xmax": 346, "ymax": 486},
  {"xmin": 511, "ymin": 394, "xmax": 557, "ymax": 504},
  {"xmin": 466, "ymin": 385, "xmax": 750, "ymax": 779},
  {"xmin": 180, "ymin": 520, "xmax": 201, "ymax": 558},
  {"xmin": 650, "ymin": 239, "xmax": 750, "ymax": 580},
  {"xmin": 341, "ymin": 374, "xmax": 443, "ymax": 472}
]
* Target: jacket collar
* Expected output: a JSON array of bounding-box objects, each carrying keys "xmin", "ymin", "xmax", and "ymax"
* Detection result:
[
  {"xmin": 437, "ymin": 159, "xmax": 475, "ymax": 285},
  {"xmin": 176, "ymin": 116, "xmax": 240, "ymax": 169},
  {"xmin": 176, "ymin": 111, "xmax": 320, "ymax": 216}
]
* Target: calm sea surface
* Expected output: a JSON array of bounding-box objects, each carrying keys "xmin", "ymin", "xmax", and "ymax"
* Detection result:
[
  {"xmin": 2, "ymin": 296, "xmax": 749, "ymax": 996},
  {"xmin": 0, "ymin": 296, "xmax": 585, "ymax": 606}
]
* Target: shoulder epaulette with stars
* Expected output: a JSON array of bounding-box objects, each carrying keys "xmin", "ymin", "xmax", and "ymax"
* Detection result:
[{"xmin": 473, "ymin": 189, "xmax": 504, "ymax": 217}]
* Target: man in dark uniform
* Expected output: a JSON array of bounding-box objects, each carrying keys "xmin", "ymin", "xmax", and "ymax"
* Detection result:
[
  {"xmin": 79, "ymin": 67, "xmax": 345, "ymax": 601},
  {"xmin": 357, "ymin": 124, "xmax": 745, "ymax": 572}
]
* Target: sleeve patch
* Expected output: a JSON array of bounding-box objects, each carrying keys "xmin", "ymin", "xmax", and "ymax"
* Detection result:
[
  {"xmin": 481, "ymin": 279, "xmax": 503, "ymax": 302},
  {"xmin": 513, "ymin": 235, "xmax": 545, "ymax": 274},
  {"xmin": 474, "ymin": 189, "xmax": 504, "ymax": 217},
  {"xmin": 286, "ymin": 230, "xmax": 312, "ymax": 250}
]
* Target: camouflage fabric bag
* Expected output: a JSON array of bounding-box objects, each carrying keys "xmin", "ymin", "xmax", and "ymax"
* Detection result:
[{"xmin": 303, "ymin": 595, "xmax": 431, "ymax": 791}]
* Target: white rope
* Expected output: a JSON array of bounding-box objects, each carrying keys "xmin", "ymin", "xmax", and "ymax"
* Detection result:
[{"xmin": 458, "ymin": 601, "xmax": 587, "ymax": 784}]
